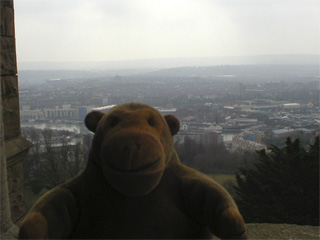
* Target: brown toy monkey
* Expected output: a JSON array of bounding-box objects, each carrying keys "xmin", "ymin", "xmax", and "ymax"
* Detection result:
[{"xmin": 19, "ymin": 103, "xmax": 247, "ymax": 239}]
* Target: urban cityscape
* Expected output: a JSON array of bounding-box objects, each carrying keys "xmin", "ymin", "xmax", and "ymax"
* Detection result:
[
  {"xmin": 2, "ymin": 0, "xmax": 318, "ymax": 237},
  {"xmin": 19, "ymin": 64, "xmax": 319, "ymax": 154}
]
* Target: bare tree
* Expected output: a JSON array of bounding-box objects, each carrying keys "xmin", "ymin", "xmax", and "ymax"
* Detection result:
[{"xmin": 23, "ymin": 128, "xmax": 91, "ymax": 194}]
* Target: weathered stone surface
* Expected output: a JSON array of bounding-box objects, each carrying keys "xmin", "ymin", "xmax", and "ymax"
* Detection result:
[
  {"xmin": 2, "ymin": 97, "xmax": 20, "ymax": 140},
  {"xmin": 0, "ymin": 4, "xmax": 15, "ymax": 37},
  {"xmin": 1, "ymin": 46, "xmax": 19, "ymax": 237},
  {"xmin": 0, "ymin": 225, "xmax": 18, "ymax": 240},
  {"xmin": 246, "ymin": 223, "xmax": 320, "ymax": 239},
  {"xmin": 7, "ymin": 161, "xmax": 23, "ymax": 194},
  {"xmin": 1, "ymin": 0, "xmax": 31, "ymax": 230},
  {"xmin": 1, "ymin": 75, "xmax": 18, "ymax": 98},
  {"xmin": 0, "ymin": 34, "xmax": 15, "ymax": 51},
  {"xmin": 0, "ymin": 0, "xmax": 14, "ymax": 9},
  {"xmin": 9, "ymin": 188, "xmax": 25, "ymax": 223},
  {"xmin": 0, "ymin": 36, "xmax": 17, "ymax": 75},
  {"xmin": 4, "ymin": 136, "xmax": 33, "ymax": 166}
]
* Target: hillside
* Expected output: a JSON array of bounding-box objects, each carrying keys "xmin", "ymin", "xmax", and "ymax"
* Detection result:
[
  {"xmin": 142, "ymin": 65, "xmax": 319, "ymax": 80},
  {"xmin": 18, "ymin": 54, "xmax": 319, "ymax": 71}
]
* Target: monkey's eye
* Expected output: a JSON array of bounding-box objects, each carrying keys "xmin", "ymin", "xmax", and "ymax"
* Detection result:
[
  {"xmin": 109, "ymin": 117, "xmax": 119, "ymax": 127},
  {"xmin": 148, "ymin": 118, "xmax": 156, "ymax": 127}
]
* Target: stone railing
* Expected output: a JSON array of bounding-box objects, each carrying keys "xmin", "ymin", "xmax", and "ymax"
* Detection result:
[
  {"xmin": 4, "ymin": 223, "xmax": 320, "ymax": 239},
  {"xmin": 246, "ymin": 223, "xmax": 319, "ymax": 239}
]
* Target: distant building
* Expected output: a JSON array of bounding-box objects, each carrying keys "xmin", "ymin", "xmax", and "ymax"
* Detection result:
[
  {"xmin": 44, "ymin": 107, "xmax": 78, "ymax": 119},
  {"xmin": 232, "ymin": 135, "xmax": 266, "ymax": 153},
  {"xmin": 251, "ymin": 105, "xmax": 279, "ymax": 110},
  {"xmin": 203, "ymin": 125, "xmax": 222, "ymax": 133},
  {"xmin": 156, "ymin": 107, "xmax": 177, "ymax": 114},
  {"xmin": 174, "ymin": 132, "xmax": 202, "ymax": 144},
  {"xmin": 92, "ymin": 105, "xmax": 116, "ymax": 112},
  {"xmin": 242, "ymin": 130, "xmax": 264, "ymax": 143},
  {"xmin": 203, "ymin": 95, "xmax": 217, "ymax": 100},
  {"xmin": 226, "ymin": 118, "xmax": 258, "ymax": 125},
  {"xmin": 272, "ymin": 128, "xmax": 300, "ymax": 139},
  {"xmin": 282, "ymin": 103, "xmax": 300, "ymax": 109},
  {"xmin": 78, "ymin": 106, "xmax": 94, "ymax": 119},
  {"xmin": 181, "ymin": 116, "xmax": 196, "ymax": 122},
  {"xmin": 20, "ymin": 109, "xmax": 45, "ymax": 119}
]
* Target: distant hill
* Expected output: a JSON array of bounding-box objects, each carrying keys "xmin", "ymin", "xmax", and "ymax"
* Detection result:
[
  {"xmin": 18, "ymin": 54, "xmax": 319, "ymax": 71},
  {"xmin": 142, "ymin": 65, "xmax": 319, "ymax": 80},
  {"xmin": 18, "ymin": 64, "xmax": 319, "ymax": 86},
  {"xmin": 17, "ymin": 69, "xmax": 155, "ymax": 85}
]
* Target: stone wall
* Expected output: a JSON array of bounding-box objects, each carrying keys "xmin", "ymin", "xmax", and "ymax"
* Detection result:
[
  {"xmin": 7, "ymin": 163, "xmax": 25, "ymax": 222},
  {"xmin": 210, "ymin": 224, "xmax": 319, "ymax": 239},
  {"xmin": 0, "ymin": 0, "xmax": 32, "ymax": 226},
  {"xmin": 246, "ymin": 223, "xmax": 319, "ymax": 239}
]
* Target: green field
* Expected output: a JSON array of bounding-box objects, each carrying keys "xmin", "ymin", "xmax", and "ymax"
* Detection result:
[
  {"xmin": 210, "ymin": 174, "xmax": 236, "ymax": 185},
  {"xmin": 208, "ymin": 174, "xmax": 238, "ymax": 198}
]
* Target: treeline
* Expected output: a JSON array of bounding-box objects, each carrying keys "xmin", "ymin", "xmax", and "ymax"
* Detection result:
[
  {"xmin": 176, "ymin": 134, "xmax": 319, "ymax": 226},
  {"xmin": 175, "ymin": 134, "xmax": 257, "ymax": 174},
  {"xmin": 22, "ymin": 128, "xmax": 92, "ymax": 194},
  {"xmin": 235, "ymin": 136, "xmax": 319, "ymax": 226},
  {"xmin": 23, "ymin": 127, "xmax": 319, "ymax": 226}
]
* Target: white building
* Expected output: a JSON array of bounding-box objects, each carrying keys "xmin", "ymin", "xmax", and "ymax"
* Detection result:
[
  {"xmin": 44, "ymin": 107, "xmax": 78, "ymax": 119},
  {"xmin": 282, "ymin": 103, "xmax": 300, "ymax": 109},
  {"xmin": 231, "ymin": 135, "xmax": 266, "ymax": 153},
  {"xmin": 20, "ymin": 109, "xmax": 45, "ymax": 119}
]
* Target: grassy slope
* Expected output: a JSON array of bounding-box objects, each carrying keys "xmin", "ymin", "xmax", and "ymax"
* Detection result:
[{"xmin": 209, "ymin": 174, "xmax": 238, "ymax": 198}]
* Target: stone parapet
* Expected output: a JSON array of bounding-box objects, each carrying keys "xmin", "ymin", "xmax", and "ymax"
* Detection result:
[
  {"xmin": 7, "ymin": 161, "xmax": 26, "ymax": 223},
  {"xmin": 5, "ymin": 136, "xmax": 33, "ymax": 167},
  {"xmin": 246, "ymin": 223, "xmax": 319, "ymax": 239}
]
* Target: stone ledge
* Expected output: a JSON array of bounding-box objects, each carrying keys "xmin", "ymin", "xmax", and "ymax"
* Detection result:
[
  {"xmin": 7, "ymin": 223, "xmax": 320, "ymax": 239},
  {"xmin": 4, "ymin": 136, "xmax": 33, "ymax": 167},
  {"xmin": 0, "ymin": 224, "xmax": 18, "ymax": 240},
  {"xmin": 246, "ymin": 223, "xmax": 319, "ymax": 239}
]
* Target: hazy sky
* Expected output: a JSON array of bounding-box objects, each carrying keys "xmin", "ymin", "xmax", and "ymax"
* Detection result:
[{"xmin": 15, "ymin": 0, "xmax": 319, "ymax": 62}]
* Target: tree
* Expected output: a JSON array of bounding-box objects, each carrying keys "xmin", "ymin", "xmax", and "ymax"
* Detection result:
[
  {"xmin": 235, "ymin": 137, "xmax": 319, "ymax": 226},
  {"xmin": 175, "ymin": 135, "xmax": 258, "ymax": 174},
  {"xmin": 175, "ymin": 137, "xmax": 204, "ymax": 167},
  {"xmin": 23, "ymin": 128, "xmax": 92, "ymax": 193}
]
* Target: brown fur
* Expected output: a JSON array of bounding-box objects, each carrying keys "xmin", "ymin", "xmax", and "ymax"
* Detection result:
[{"xmin": 19, "ymin": 103, "xmax": 247, "ymax": 239}]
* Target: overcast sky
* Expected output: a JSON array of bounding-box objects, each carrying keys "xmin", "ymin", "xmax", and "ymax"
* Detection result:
[{"xmin": 14, "ymin": 0, "xmax": 319, "ymax": 62}]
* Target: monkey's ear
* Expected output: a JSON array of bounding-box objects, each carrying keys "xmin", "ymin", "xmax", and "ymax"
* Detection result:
[
  {"xmin": 85, "ymin": 111, "xmax": 104, "ymax": 133},
  {"xmin": 164, "ymin": 115, "xmax": 180, "ymax": 136}
]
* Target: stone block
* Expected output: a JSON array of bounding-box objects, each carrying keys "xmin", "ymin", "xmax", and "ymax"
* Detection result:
[
  {"xmin": 9, "ymin": 188, "xmax": 25, "ymax": 223},
  {"xmin": 0, "ymin": 36, "xmax": 17, "ymax": 75},
  {"xmin": 6, "ymin": 166, "xmax": 12, "ymax": 193},
  {"xmin": 0, "ymin": 4, "xmax": 15, "ymax": 37},
  {"xmin": 0, "ymin": 0, "xmax": 13, "ymax": 8},
  {"xmin": 246, "ymin": 223, "xmax": 320, "ymax": 239},
  {"xmin": 1, "ymin": 75, "xmax": 18, "ymax": 98},
  {"xmin": 7, "ymin": 162, "xmax": 23, "ymax": 194},
  {"xmin": 2, "ymin": 97, "xmax": 20, "ymax": 140},
  {"xmin": 5, "ymin": 136, "xmax": 33, "ymax": 166}
]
